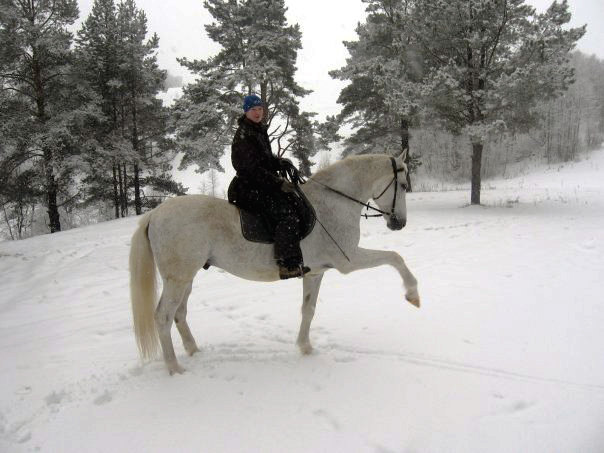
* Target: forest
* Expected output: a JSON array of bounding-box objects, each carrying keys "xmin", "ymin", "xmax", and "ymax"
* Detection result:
[{"xmin": 1, "ymin": 0, "xmax": 602, "ymax": 240}]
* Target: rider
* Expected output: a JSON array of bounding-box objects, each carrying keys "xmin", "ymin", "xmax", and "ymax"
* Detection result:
[{"xmin": 227, "ymin": 94, "xmax": 310, "ymax": 280}]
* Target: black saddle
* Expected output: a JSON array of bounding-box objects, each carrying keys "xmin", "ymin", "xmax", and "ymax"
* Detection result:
[{"xmin": 236, "ymin": 190, "xmax": 316, "ymax": 244}]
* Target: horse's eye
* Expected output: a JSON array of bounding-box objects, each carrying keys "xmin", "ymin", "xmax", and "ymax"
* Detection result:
[{"xmin": 400, "ymin": 183, "xmax": 408, "ymax": 191}]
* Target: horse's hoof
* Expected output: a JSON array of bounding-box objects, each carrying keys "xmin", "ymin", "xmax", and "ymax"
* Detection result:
[
  {"xmin": 168, "ymin": 363, "xmax": 186, "ymax": 375},
  {"xmin": 185, "ymin": 345, "xmax": 200, "ymax": 356},
  {"xmin": 405, "ymin": 293, "xmax": 420, "ymax": 308},
  {"xmin": 298, "ymin": 342, "xmax": 314, "ymax": 355}
]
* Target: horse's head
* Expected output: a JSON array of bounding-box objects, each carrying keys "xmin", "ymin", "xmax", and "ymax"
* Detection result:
[{"xmin": 372, "ymin": 151, "xmax": 409, "ymax": 231}]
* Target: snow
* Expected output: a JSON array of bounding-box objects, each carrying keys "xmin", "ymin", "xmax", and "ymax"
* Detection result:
[{"xmin": 2, "ymin": 149, "xmax": 604, "ymax": 452}]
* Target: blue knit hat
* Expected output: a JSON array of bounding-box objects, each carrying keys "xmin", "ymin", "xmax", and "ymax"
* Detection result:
[{"xmin": 243, "ymin": 94, "xmax": 263, "ymax": 112}]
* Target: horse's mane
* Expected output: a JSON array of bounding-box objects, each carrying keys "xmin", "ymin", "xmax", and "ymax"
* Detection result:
[{"xmin": 310, "ymin": 154, "xmax": 388, "ymax": 185}]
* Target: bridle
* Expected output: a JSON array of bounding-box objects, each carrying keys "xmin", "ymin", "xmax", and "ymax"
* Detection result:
[
  {"xmin": 306, "ymin": 157, "xmax": 407, "ymax": 220},
  {"xmin": 370, "ymin": 157, "xmax": 408, "ymax": 219},
  {"xmin": 285, "ymin": 156, "xmax": 407, "ymax": 263}
]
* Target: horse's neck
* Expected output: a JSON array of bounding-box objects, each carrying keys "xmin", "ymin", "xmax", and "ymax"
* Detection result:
[{"xmin": 310, "ymin": 156, "xmax": 385, "ymax": 202}]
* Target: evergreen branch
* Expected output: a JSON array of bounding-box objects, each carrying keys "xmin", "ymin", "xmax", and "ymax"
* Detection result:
[
  {"xmin": 269, "ymin": 123, "xmax": 282, "ymax": 137},
  {"xmin": 486, "ymin": 0, "xmax": 508, "ymax": 69},
  {"xmin": 0, "ymin": 85, "xmax": 35, "ymax": 100},
  {"xmin": 138, "ymin": 131, "xmax": 165, "ymax": 142},
  {"xmin": 42, "ymin": 71, "xmax": 68, "ymax": 84},
  {"xmin": 0, "ymin": 72, "xmax": 36, "ymax": 90},
  {"xmin": 406, "ymin": 28, "xmax": 447, "ymax": 66},
  {"xmin": 0, "ymin": 152, "xmax": 40, "ymax": 179},
  {"xmin": 266, "ymin": 103, "xmax": 279, "ymax": 129},
  {"xmin": 266, "ymin": 80, "xmax": 284, "ymax": 111},
  {"xmin": 281, "ymin": 139, "xmax": 294, "ymax": 154},
  {"xmin": 15, "ymin": 0, "xmax": 29, "ymax": 16},
  {"xmin": 17, "ymin": 49, "xmax": 34, "ymax": 63},
  {"xmin": 57, "ymin": 189, "xmax": 82, "ymax": 208},
  {"xmin": 39, "ymin": 0, "xmax": 57, "ymax": 31},
  {"xmin": 274, "ymin": 114, "xmax": 292, "ymax": 157},
  {"xmin": 271, "ymin": 113, "xmax": 291, "ymax": 142}
]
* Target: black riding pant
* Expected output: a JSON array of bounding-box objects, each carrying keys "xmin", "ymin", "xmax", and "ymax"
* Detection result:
[{"xmin": 237, "ymin": 188, "xmax": 303, "ymax": 266}]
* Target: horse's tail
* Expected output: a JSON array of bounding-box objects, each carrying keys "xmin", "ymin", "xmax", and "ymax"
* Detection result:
[{"xmin": 129, "ymin": 211, "xmax": 160, "ymax": 361}]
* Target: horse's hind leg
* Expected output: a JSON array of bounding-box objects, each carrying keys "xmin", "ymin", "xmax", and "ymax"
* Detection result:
[
  {"xmin": 174, "ymin": 280, "xmax": 200, "ymax": 356},
  {"xmin": 155, "ymin": 278, "xmax": 190, "ymax": 375},
  {"xmin": 297, "ymin": 273, "xmax": 324, "ymax": 355}
]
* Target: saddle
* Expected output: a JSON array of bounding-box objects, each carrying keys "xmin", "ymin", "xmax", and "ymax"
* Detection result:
[{"xmin": 236, "ymin": 190, "xmax": 316, "ymax": 244}]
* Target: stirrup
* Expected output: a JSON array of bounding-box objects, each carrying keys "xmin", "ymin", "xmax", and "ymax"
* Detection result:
[{"xmin": 279, "ymin": 264, "xmax": 310, "ymax": 280}]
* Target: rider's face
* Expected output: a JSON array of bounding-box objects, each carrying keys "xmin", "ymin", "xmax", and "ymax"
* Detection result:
[{"xmin": 245, "ymin": 106, "xmax": 264, "ymax": 123}]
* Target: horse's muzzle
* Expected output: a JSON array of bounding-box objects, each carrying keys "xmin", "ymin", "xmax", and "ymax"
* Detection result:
[{"xmin": 388, "ymin": 215, "xmax": 406, "ymax": 230}]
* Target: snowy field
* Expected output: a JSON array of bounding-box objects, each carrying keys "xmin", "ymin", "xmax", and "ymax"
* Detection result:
[{"xmin": 1, "ymin": 149, "xmax": 604, "ymax": 453}]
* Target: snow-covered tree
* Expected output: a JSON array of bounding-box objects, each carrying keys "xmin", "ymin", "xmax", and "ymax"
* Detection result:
[
  {"xmin": 0, "ymin": 0, "xmax": 104, "ymax": 232},
  {"xmin": 113, "ymin": 0, "xmax": 181, "ymax": 215},
  {"xmin": 76, "ymin": 0, "xmax": 129, "ymax": 218},
  {"xmin": 76, "ymin": 0, "xmax": 178, "ymax": 216},
  {"xmin": 173, "ymin": 0, "xmax": 317, "ymax": 176},
  {"xmin": 330, "ymin": 0, "xmax": 423, "ymax": 189},
  {"xmin": 411, "ymin": 0, "xmax": 585, "ymax": 204}
]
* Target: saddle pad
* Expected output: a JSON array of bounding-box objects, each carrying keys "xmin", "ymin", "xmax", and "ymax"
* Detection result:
[
  {"xmin": 239, "ymin": 208, "xmax": 274, "ymax": 244},
  {"xmin": 237, "ymin": 191, "xmax": 316, "ymax": 244}
]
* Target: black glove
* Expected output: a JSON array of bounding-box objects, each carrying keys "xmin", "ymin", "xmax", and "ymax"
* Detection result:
[
  {"xmin": 278, "ymin": 158, "xmax": 295, "ymax": 170},
  {"xmin": 280, "ymin": 179, "xmax": 297, "ymax": 193},
  {"xmin": 279, "ymin": 158, "xmax": 303, "ymax": 185}
]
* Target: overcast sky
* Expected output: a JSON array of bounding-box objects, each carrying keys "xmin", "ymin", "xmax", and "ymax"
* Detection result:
[{"xmin": 76, "ymin": 0, "xmax": 603, "ymax": 119}]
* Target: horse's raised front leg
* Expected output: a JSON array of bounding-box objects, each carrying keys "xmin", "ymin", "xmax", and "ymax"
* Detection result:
[
  {"xmin": 297, "ymin": 273, "xmax": 324, "ymax": 355},
  {"xmin": 174, "ymin": 280, "xmax": 200, "ymax": 357},
  {"xmin": 340, "ymin": 247, "xmax": 420, "ymax": 307},
  {"xmin": 155, "ymin": 278, "xmax": 191, "ymax": 375}
]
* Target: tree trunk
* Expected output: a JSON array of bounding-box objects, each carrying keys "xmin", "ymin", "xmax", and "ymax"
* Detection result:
[
  {"xmin": 117, "ymin": 163, "xmax": 125, "ymax": 218},
  {"xmin": 119, "ymin": 98, "xmax": 128, "ymax": 217},
  {"xmin": 133, "ymin": 162, "xmax": 142, "ymax": 215},
  {"xmin": 112, "ymin": 163, "xmax": 120, "ymax": 219},
  {"xmin": 17, "ymin": 203, "xmax": 24, "ymax": 239},
  {"xmin": 400, "ymin": 117, "xmax": 412, "ymax": 192},
  {"xmin": 29, "ymin": 203, "xmax": 36, "ymax": 238},
  {"xmin": 545, "ymin": 108, "xmax": 552, "ymax": 163},
  {"xmin": 131, "ymin": 95, "xmax": 142, "ymax": 215},
  {"xmin": 122, "ymin": 162, "xmax": 129, "ymax": 216},
  {"xmin": 33, "ymin": 45, "xmax": 61, "ymax": 232},
  {"xmin": 260, "ymin": 81, "xmax": 268, "ymax": 126},
  {"xmin": 43, "ymin": 149, "xmax": 61, "ymax": 233},
  {"xmin": 471, "ymin": 142, "xmax": 483, "ymax": 205}
]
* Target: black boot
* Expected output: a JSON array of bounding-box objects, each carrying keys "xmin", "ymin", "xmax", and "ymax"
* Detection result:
[{"xmin": 278, "ymin": 262, "xmax": 311, "ymax": 280}]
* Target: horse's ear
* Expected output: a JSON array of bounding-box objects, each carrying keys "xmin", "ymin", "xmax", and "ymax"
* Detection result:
[{"xmin": 398, "ymin": 149, "xmax": 408, "ymax": 163}]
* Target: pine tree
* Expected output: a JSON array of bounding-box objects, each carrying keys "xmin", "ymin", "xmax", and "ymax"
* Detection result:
[
  {"xmin": 0, "ymin": 0, "xmax": 105, "ymax": 233},
  {"xmin": 0, "ymin": 93, "xmax": 43, "ymax": 238},
  {"xmin": 117, "ymin": 0, "xmax": 172, "ymax": 215},
  {"xmin": 314, "ymin": 115, "xmax": 342, "ymax": 156},
  {"xmin": 411, "ymin": 0, "xmax": 585, "ymax": 204},
  {"xmin": 76, "ymin": 0, "xmax": 122, "ymax": 218},
  {"xmin": 76, "ymin": 0, "xmax": 177, "ymax": 217},
  {"xmin": 76, "ymin": 0, "xmax": 120, "ymax": 128},
  {"xmin": 330, "ymin": 0, "xmax": 423, "ymax": 190},
  {"xmin": 174, "ymin": 0, "xmax": 317, "ymax": 177},
  {"xmin": 77, "ymin": 0, "xmax": 131, "ymax": 217}
]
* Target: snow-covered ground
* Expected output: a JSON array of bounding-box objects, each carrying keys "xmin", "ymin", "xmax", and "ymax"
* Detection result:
[{"xmin": 1, "ymin": 149, "xmax": 604, "ymax": 452}]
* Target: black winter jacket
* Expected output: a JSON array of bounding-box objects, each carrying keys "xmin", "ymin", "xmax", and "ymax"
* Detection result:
[{"xmin": 228, "ymin": 115, "xmax": 284, "ymax": 205}]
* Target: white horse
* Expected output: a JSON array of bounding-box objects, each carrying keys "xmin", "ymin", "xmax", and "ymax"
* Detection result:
[{"xmin": 130, "ymin": 153, "xmax": 420, "ymax": 374}]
